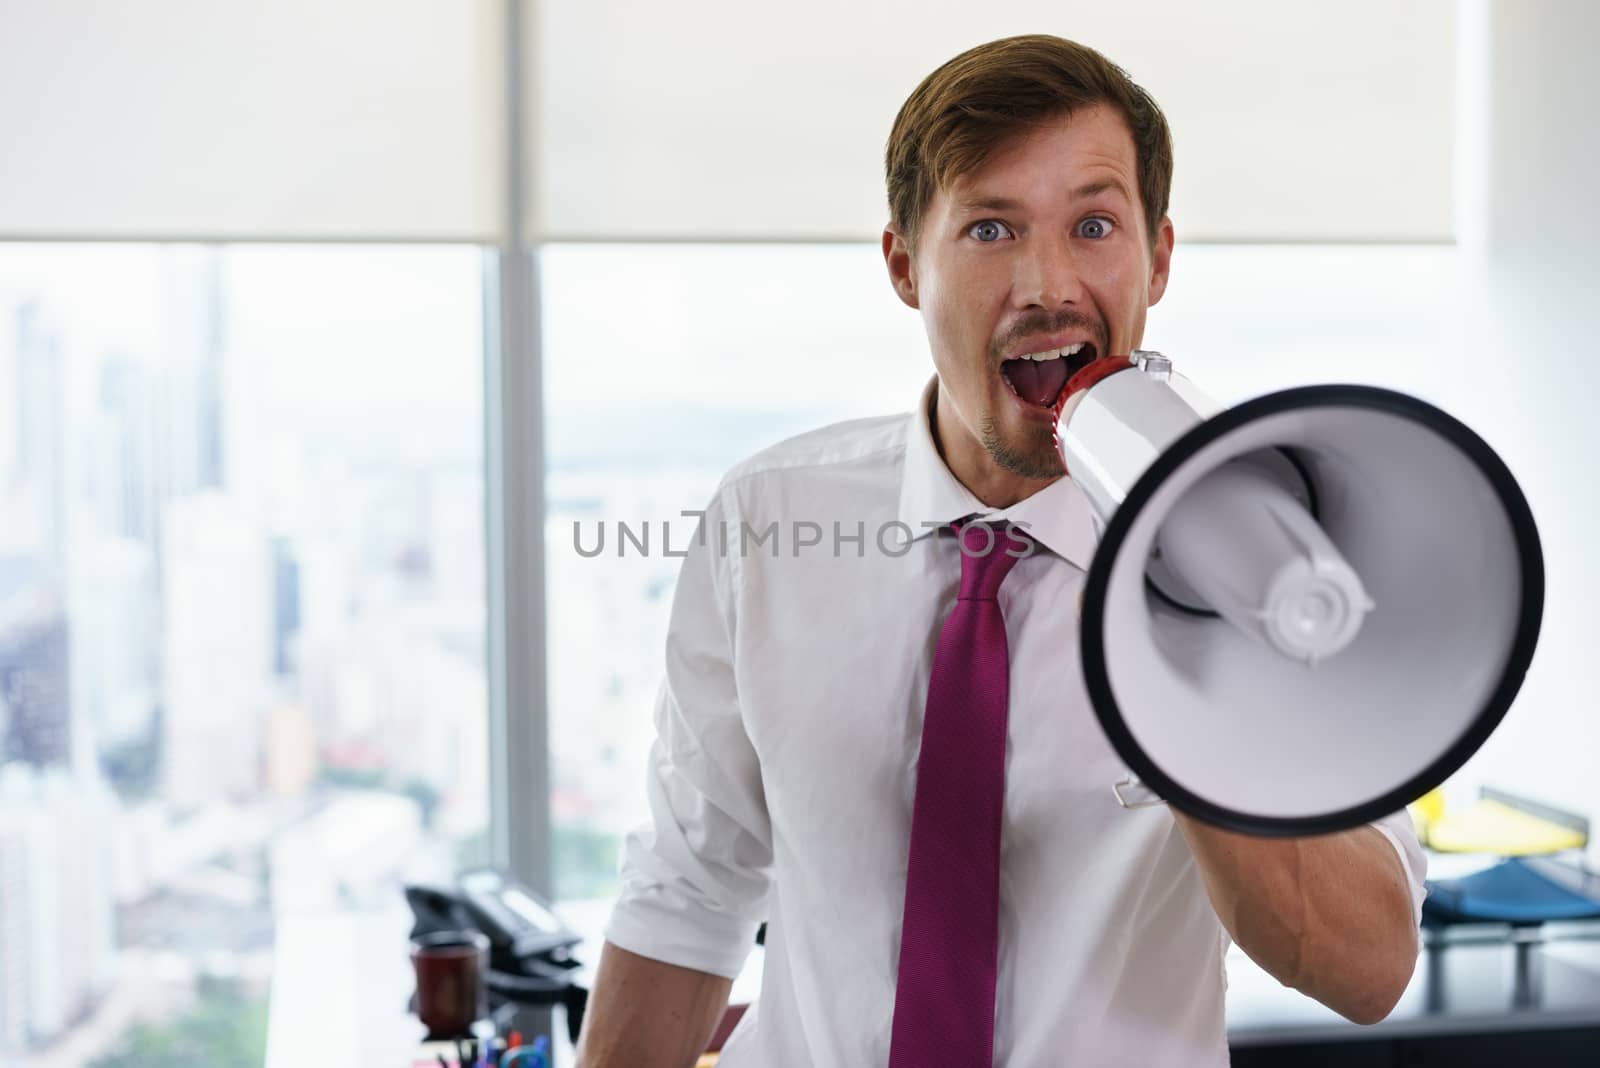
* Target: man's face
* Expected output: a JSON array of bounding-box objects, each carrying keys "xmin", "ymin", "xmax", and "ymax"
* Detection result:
[{"xmin": 884, "ymin": 104, "xmax": 1174, "ymax": 502}]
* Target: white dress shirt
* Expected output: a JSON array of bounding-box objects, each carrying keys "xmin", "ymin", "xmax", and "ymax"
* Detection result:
[{"xmin": 604, "ymin": 377, "xmax": 1428, "ymax": 1067}]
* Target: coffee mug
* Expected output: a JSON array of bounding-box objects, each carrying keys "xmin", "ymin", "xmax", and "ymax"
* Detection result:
[{"xmin": 411, "ymin": 929, "xmax": 489, "ymax": 1038}]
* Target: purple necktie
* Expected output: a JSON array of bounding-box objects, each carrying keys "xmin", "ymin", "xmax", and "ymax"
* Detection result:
[{"xmin": 889, "ymin": 520, "xmax": 1030, "ymax": 1068}]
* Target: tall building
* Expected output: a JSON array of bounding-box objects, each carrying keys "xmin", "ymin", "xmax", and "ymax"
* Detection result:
[
  {"xmin": 271, "ymin": 536, "xmax": 301, "ymax": 678},
  {"xmin": 0, "ymin": 806, "xmax": 28, "ymax": 1054},
  {"xmin": 0, "ymin": 766, "xmax": 116, "ymax": 1054},
  {"xmin": 94, "ymin": 357, "xmax": 157, "ymax": 545},
  {"xmin": 155, "ymin": 249, "xmax": 227, "ymax": 502},
  {"xmin": 0, "ymin": 308, "xmax": 16, "ymax": 488},
  {"xmin": 160, "ymin": 493, "xmax": 270, "ymax": 807},
  {"xmin": 70, "ymin": 535, "xmax": 158, "ymax": 759},
  {"xmin": 73, "ymin": 356, "xmax": 162, "ymax": 760},
  {"xmin": 13, "ymin": 302, "xmax": 67, "ymax": 578},
  {"xmin": 0, "ymin": 560, "xmax": 72, "ymax": 771},
  {"xmin": 264, "ymin": 698, "xmax": 316, "ymax": 798},
  {"xmin": 38, "ymin": 771, "xmax": 117, "ymax": 1032}
]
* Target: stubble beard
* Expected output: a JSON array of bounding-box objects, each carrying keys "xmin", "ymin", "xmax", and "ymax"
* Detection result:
[{"xmin": 979, "ymin": 414, "xmax": 1066, "ymax": 480}]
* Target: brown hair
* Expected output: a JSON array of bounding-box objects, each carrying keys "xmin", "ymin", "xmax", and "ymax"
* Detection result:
[{"xmin": 885, "ymin": 34, "xmax": 1173, "ymax": 251}]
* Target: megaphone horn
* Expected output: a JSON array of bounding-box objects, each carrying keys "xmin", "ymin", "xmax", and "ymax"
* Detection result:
[{"xmin": 1057, "ymin": 352, "xmax": 1544, "ymax": 836}]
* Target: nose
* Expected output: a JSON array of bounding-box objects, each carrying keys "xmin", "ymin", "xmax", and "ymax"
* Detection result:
[{"xmin": 1014, "ymin": 232, "xmax": 1087, "ymax": 309}]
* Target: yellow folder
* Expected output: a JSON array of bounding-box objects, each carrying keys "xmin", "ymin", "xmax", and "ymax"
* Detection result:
[{"xmin": 1423, "ymin": 797, "xmax": 1587, "ymax": 855}]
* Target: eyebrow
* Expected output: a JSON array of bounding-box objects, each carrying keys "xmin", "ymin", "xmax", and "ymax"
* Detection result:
[
  {"xmin": 954, "ymin": 195, "xmax": 1026, "ymax": 213},
  {"xmin": 1069, "ymin": 178, "xmax": 1133, "ymax": 203},
  {"xmin": 954, "ymin": 179, "xmax": 1133, "ymax": 215}
]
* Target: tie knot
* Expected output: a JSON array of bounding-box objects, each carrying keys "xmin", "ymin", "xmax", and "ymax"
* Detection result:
[{"xmin": 954, "ymin": 521, "xmax": 1030, "ymax": 601}]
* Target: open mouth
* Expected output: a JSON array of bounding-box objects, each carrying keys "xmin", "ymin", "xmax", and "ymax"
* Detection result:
[{"xmin": 999, "ymin": 341, "xmax": 1098, "ymax": 409}]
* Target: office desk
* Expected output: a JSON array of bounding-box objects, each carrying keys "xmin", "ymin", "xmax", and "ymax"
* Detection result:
[
  {"xmin": 1228, "ymin": 921, "xmax": 1600, "ymax": 1066},
  {"xmin": 261, "ymin": 901, "xmax": 743, "ymax": 1068},
  {"xmin": 265, "ymin": 906, "xmax": 1600, "ymax": 1067}
]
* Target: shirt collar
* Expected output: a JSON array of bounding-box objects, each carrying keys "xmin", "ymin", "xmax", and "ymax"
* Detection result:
[{"xmin": 897, "ymin": 375, "xmax": 1099, "ymax": 571}]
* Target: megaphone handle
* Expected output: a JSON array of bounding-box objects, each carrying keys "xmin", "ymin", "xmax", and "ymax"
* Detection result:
[{"xmin": 1113, "ymin": 776, "xmax": 1168, "ymax": 809}]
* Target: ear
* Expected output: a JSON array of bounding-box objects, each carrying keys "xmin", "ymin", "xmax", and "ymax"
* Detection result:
[
  {"xmin": 882, "ymin": 225, "xmax": 920, "ymax": 310},
  {"xmin": 1147, "ymin": 215, "xmax": 1175, "ymax": 307}
]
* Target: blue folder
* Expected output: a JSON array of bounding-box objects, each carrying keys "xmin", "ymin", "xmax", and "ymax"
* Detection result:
[{"xmin": 1423, "ymin": 857, "xmax": 1600, "ymax": 925}]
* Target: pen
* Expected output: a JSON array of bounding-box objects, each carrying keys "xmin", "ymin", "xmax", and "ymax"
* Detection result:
[{"xmin": 498, "ymin": 1040, "xmax": 549, "ymax": 1068}]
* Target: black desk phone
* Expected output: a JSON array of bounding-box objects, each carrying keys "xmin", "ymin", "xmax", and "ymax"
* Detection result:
[{"xmin": 404, "ymin": 867, "xmax": 588, "ymax": 1041}]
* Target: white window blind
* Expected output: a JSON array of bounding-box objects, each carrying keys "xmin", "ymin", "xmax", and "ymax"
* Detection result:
[
  {"xmin": 0, "ymin": 0, "xmax": 504, "ymax": 241},
  {"xmin": 533, "ymin": 0, "xmax": 1454, "ymax": 243},
  {"xmin": 0, "ymin": 1, "xmax": 1453, "ymax": 243}
]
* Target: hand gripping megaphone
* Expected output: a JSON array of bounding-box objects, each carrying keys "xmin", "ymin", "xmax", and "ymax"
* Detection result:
[{"xmin": 1056, "ymin": 353, "xmax": 1544, "ymax": 836}]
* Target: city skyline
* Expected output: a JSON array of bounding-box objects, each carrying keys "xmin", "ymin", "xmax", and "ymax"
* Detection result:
[{"xmin": 0, "ymin": 248, "xmax": 492, "ymax": 1065}]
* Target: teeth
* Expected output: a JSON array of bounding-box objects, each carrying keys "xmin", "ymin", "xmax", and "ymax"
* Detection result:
[{"xmin": 1019, "ymin": 342, "xmax": 1086, "ymax": 361}]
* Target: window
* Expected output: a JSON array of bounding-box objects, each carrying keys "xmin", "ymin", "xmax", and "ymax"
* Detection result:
[
  {"xmin": 0, "ymin": 245, "xmax": 488, "ymax": 1066},
  {"xmin": 541, "ymin": 241, "xmax": 1464, "ymax": 904}
]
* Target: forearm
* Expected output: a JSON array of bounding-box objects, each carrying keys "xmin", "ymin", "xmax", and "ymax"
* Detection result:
[
  {"xmin": 1174, "ymin": 814, "xmax": 1417, "ymax": 1024},
  {"xmin": 574, "ymin": 941, "xmax": 732, "ymax": 1068}
]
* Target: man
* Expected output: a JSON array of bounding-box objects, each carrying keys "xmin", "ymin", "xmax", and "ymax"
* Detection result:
[{"xmin": 575, "ymin": 34, "xmax": 1425, "ymax": 1068}]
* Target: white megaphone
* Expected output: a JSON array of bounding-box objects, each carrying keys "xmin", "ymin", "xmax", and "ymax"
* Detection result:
[{"xmin": 1055, "ymin": 352, "xmax": 1544, "ymax": 836}]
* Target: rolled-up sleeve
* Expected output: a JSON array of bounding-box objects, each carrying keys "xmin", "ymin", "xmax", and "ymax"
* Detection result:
[
  {"xmin": 602, "ymin": 484, "xmax": 773, "ymax": 979},
  {"xmin": 1369, "ymin": 808, "xmax": 1429, "ymax": 929}
]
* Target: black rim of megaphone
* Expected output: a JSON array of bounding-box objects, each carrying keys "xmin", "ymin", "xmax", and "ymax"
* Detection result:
[{"xmin": 1080, "ymin": 384, "xmax": 1546, "ymax": 837}]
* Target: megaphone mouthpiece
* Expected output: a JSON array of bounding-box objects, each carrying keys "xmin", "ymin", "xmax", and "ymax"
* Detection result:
[{"xmin": 1155, "ymin": 459, "xmax": 1374, "ymax": 664}]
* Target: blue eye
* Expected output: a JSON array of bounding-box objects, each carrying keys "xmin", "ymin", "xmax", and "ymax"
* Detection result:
[
  {"xmin": 1077, "ymin": 217, "xmax": 1114, "ymax": 240},
  {"xmin": 968, "ymin": 220, "xmax": 1013, "ymax": 242}
]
